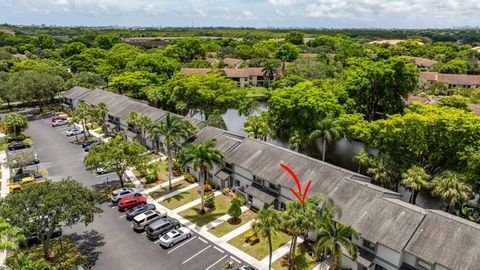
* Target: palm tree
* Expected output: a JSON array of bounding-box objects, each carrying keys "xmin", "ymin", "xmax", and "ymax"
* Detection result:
[
  {"xmin": 318, "ymin": 195, "xmax": 342, "ymax": 220},
  {"xmin": 281, "ymin": 198, "xmax": 319, "ymax": 270},
  {"xmin": 127, "ymin": 112, "xmax": 152, "ymax": 145},
  {"xmin": 252, "ymin": 207, "xmax": 281, "ymax": 270},
  {"xmin": 75, "ymin": 102, "xmax": 93, "ymax": 140},
  {"xmin": 367, "ymin": 154, "xmax": 400, "ymax": 191},
  {"xmin": 244, "ymin": 115, "xmax": 270, "ymax": 141},
  {"xmin": 309, "ymin": 117, "xmax": 342, "ymax": 161},
  {"xmin": 315, "ymin": 218, "xmax": 359, "ymax": 269},
  {"xmin": 289, "ymin": 130, "xmax": 306, "ymax": 152},
  {"xmin": 0, "ymin": 219, "xmax": 24, "ymax": 251},
  {"xmin": 432, "ymin": 171, "xmax": 472, "ymax": 213},
  {"xmin": 92, "ymin": 102, "xmax": 108, "ymax": 134},
  {"xmin": 401, "ymin": 166, "xmax": 431, "ymax": 205},
  {"xmin": 353, "ymin": 148, "xmax": 371, "ymax": 174},
  {"xmin": 262, "ymin": 60, "xmax": 279, "ymax": 89},
  {"xmin": 178, "ymin": 139, "xmax": 224, "ymax": 214},
  {"xmin": 150, "ymin": 114, "xmax": 198, "ymax": 190}
]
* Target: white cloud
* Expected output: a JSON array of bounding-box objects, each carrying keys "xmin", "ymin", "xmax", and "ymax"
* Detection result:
[{"xmin": 267, "ymin": 0, "xmax": 304, "ymax": 6}]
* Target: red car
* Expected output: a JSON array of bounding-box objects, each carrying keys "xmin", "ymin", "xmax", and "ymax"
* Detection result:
[
  {"xmin": 118, "ymin": 195, "xmax": 147, "ymax": 211},
  {"xmin": 51, "ymin": 116, "xmax": 67, "ymax": 122}
]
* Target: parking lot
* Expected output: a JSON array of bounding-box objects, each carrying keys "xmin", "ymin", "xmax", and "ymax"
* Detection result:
[{"xmin": 25, "ymin": 118, "xmax": 250, "ymax": 270}]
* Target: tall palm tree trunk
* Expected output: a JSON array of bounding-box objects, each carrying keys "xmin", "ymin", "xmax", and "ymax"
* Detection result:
[
  {"xmin": 289, "ymin": 235, "xmax": 298, "ymax": 270},
  {"xmin": 82, "ymin": 120, "xmax": 88, "ymax": 140},
  {"xmin": 412, "ymin": 189, "xmax": 419, "ymax": 205},
  {"xmin": 167, "ymin": 144, "xmax": 173, "ymax": 190},
  {"xmin": 322, "ymin": 139, "xmax": 327, "ymax": 161},
  {"xmin": 200, "ymin": 167, "xmax": 206, "ymax": 214},
  {"xmin": 268, "ymin": 233, "xmax": 273, "ymax": 270}
]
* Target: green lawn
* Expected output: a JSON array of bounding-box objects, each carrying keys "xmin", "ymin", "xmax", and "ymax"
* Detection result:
[
  {"xmin": 246, "ymin": 87, "xmax": 267, "ymax": 99},
  {"xmin": 8, "ymin": 239, "xmax": 86, "ymax": 270},
  {"xmin": 208, "ymin": 209, "xmax": 256, "ymax": 238},
  {"xmin": 178, "ymin": 194, "xmax": 232, "ymax": 227},
  {"xmin": 272, "ymin": 244, "xmax": 318, "ymax": 270},
  {"xmin": 228, "ymin": 230, "xmax": 291, "ymax": 260},
  {"xmin": 139, "ymin": 161, "xmax": 169, "ymax": 189},
  {"xmin": 148, "ymin": 180, "xmax": 190, "ymax": 199},
  {"xmin": 159, "ymin": 187, "xmax": 200, "ymax": 210}
]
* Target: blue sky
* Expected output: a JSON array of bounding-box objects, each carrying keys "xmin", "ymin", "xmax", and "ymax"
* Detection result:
[{"xmin": 1, "ymin": 0, "xmax": 480, "ymax": 28}]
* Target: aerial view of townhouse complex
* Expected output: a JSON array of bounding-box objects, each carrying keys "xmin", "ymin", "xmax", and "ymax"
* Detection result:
[{"xmin": 0, "ymin": 1, "xmax": 479, "ymax": 270}]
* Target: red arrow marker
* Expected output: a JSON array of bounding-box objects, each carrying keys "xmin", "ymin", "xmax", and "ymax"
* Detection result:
[{"xmin": 280, "ymin": 164, "xmax": 312, "ymax": 204}]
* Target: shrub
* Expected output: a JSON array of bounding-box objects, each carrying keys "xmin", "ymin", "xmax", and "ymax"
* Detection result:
[
  {"xmin": 204, "ymin": 191, "xmax": 215, "ymax": 208},
  {"xmin": 228, "ymin": 199, "xmax": 242, "ymax": 222},
  {"xmin": 232, "ymin": 194, "xmax": 245, "ymax": 206},
  {"xmin": 145, "ymin": 169, "xmax": 158, "ymax": 184},
  {"xmin": 223, "ymin": 187, "xmax": 231, "ymax": 194},
  {"xmin": 184, "ymin": 173, "xmax": 196, "ymax": 183},
  {"xmin": 244, "ymin": 230, "xmax": 259, "ymax": 244},
  {"xmin": 172, "ymin": 161, "xmax": 184, "ymax": 176},
  {"xmin": 14, "ymin": 134, "xmax": 27, "ymax": 141},
  {"xmin": 204, "ymin": 182, "xmax": 214, "ymax": 192}
]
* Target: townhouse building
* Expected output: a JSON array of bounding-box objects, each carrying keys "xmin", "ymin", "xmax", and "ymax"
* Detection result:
[
  {"xmin": 179, "ymin": 67, "xmax": 266, "ymax": 88},
  {"xmin": 420, "ymin": 72, "xmax": 480, "ymax": 89},
  {"xmin": 61, "ymin": 87, "xmax": 480, "ymax": 270}
]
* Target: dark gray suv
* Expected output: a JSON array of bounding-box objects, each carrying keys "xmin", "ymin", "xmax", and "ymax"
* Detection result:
[{"xmin": 145, "ymin": 217, "xmax": 180, "ymax": 240}]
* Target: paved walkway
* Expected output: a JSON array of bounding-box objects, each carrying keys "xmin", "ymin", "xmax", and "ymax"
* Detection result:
[
  {"xmin": 203, "ymin": 205, "xmax": 249, "ymax": 230},
  {"xmin": 0, "ymin": 151, "xmax": 11, "ymax": 266},
  {"xmin": 144, "ymin": 175, "xmax": 185, "ymax": 194},
  {"xmin": 261, "ymin": 237, "xmax": 304, "ymax": 266},
  {"xmin": 219, "ymin": 220, "xmax": 253, "ymax": 242}
]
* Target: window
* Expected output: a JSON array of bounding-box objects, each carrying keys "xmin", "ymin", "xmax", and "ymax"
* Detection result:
[
  {"xmin": 374, "ymin": 265, "xmax": 387, "ymax": 270},
  {"xmin": 225, "ymin": 163, "xmax": 233, "ymax": 170},
  {"xmin": 416, "ymin": 259, "xmax": 432, "ymax": 270},
  {"xmin": 279, "ymin": 202, "xmax": 286, "ymax": 210},
  {"xmin": 269, "ymin": 182, "xmax": 279, "ymax": 193},
  {"xmin": 253, "ymin": 176, "xmax": 263, "ymax": 185},
  {"xmin": 234, "ymin": 180, "xmax": 240, "ymax": 187},
  {"xmin": 363, "ymin": 239, "xmax": 376, "ymax": 251}
]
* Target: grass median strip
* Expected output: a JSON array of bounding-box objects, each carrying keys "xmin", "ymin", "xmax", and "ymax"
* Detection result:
[
  {"xmin": 159, "ymin": 187, "xmax": 200, "ymax": 210},
  {"xmin": 227, "ymin": 230, "xmax": 291, "ymax": 260},
  {"xmin": 148, "ymin": 180, "xmax": 190, "ymax": 199},
  {"xmin": 178, "ymin": 194, "xmax": 231, "ymax": 227},
  {"xmin": 208, "ymin": 209, "xmax": 256, "ymax": 238}
]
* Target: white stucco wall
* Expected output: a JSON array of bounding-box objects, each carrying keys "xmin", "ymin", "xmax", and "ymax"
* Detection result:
[{"xmin": 376, "ymin": 244, "xmax": 401, "ymax": 268}]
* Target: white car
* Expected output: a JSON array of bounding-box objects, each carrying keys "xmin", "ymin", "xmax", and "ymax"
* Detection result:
[
  {"xmin": 65, "ymin": 128, "xmax": 84, "ymax": 137},
  {"xmin": 132, "ymin": 210, "xmax": 167, "ymax": 231},
  {"xmin": 52, "ymin": 120, "xmax": 68, "ymax": 127},
  {"xmin": 110, "ymin": 187, "xmax": 140, "ymax": 203},
  {"xmin": 159, "ymin": 227, "xmax": 192, "ymax": 248}
]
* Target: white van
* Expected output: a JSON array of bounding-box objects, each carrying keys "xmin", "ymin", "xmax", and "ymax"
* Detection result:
[{"xmin": 132, "ymin": 210, "xmax": 167, "ymax": 231}]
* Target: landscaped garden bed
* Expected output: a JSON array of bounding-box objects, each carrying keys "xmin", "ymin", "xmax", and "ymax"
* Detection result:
[
  {"xmin": 178, "ymin": 194, "xmax": 231, "ymax": 227},
  {"xmin": 227, "ymin": 230, "xmax": 291, "ymax": 260},
  {"xmin": 208, "ymin": 209, "xmax": 256, "ymax": 238}
]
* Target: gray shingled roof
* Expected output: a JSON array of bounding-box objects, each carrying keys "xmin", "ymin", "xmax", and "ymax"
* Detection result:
[
  {"xmin": 225, "ymin": 138, "xmax": 355, "ymax": 194},
  {"xmin": 61, "ymin": 86, "xmax": 91, "ymax": 99},
  {"xmin": 192, "ymin": 126, "xmax": 243, "ymax": 154},
  {"xmin": 405, "ymin": 210, "xmax": 480, "ymax": 270}
]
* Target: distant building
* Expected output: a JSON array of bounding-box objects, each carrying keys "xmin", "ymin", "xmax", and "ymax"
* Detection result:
[
  {"xmin": 405, "ymin": 56, "xmax": 438, "ymax": 69},
  {"xmin": 179, "ymin": 67, "xmax": 267, "ymax": 88},
  {"xmin": 420, "ymin": 72, "xmax": 480, "ymax": 89}
]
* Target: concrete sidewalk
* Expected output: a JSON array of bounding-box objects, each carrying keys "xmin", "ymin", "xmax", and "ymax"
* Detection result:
[
  {"xmin": 219, "ymin": 220, "xmax": 253, "ymax": 242},
  {"xmin": 261, "ymin": 237, "xmax": 304, "ymax": 266},
  {"xmin": 203, "ymin": 205, "xmax": 249, "ymax": 230}
]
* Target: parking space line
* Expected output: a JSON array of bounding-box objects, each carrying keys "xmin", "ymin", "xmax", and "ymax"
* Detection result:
[
  {"xmin": 182, "ymin": 245, "xmax": 211, "ymax": 264},
  {"xmin": 198, "ymin": 237, "xmax": 207, "ymax": 244},
  {"xmin": 230, "ymin": 256, "xmax": 241, "ymax": 264},
  {"xmin": 110, "ymin": 206, "xmax": 116, "ymax": 209},
  {"xmin": 154, "ymin": 239, "xmax": 161, "ymax": 244},
  {"xmin": 213, "ymin": 246, "xmax": 224, "ymax": 253},
  {"xmin": 167, "ymin": 236, "xmax": 197, "ymax": 254},
  {"xmin": 118, "ymin": 214, "xmax": 126, "ymax": 219},
  {"xmin": 205, "ymin": 255, "xmax": 228, "ymax": 270},
  {"xmin": 141, "ymin": 232, "xmax": 146, "ymax": 235}
]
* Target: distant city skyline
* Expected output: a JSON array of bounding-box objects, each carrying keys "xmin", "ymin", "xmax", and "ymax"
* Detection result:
[{"xmin": 1, "ymin": 0, "xmax": 480, "ymax": 29}]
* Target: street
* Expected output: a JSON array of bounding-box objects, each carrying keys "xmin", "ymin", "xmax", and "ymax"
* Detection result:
[{"xmin": 25, "ymin": 118, "xmax": 249, "ymax": 270}]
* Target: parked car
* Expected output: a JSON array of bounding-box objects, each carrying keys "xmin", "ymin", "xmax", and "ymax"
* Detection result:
[
  {"xmin": 126, "ymin": 203, "xmax": 156, "ymax": 221},
  {"xmin": 84, "ymin": 141, "xmax": 102, "ymax": 152},
  {"xmin": 145, "ymin": 217, "xmax": 180, "ymax": 240},
  {"xmin": 96, "ymin": 167, "xmax": 111, "ymax": 175},
  {"xmin": 159, "ymin": 227, "xmax": 192, "ymax": 248},
  {"xmin": 51, "ymin": 115, "xmax": 67, "ymax": 122},
  {"xmin": 81, "ymin": 139, "xmax": 100, "ymax": 148},
  {"xmin": 13, "ymin": 172, "xmax": 42, "ymax": 182},
  {"xmin": 23, "ymin": 227, "xmax": 62, "ymax": 246},
  {"xmin": 118, "ymin": 195, "xmax": 147, "ymax": 211},
  {"xmin": 111, "ymin": 188, "xmax": 140, "ymax": 204},
  {"xmin": 237, "ymin": 266, "xmax": 256, "ymax": 270},
  {"xmin": 52, "ymin": 120, "xmax": 68, "ymax": 127},
  {"xmin": 65, "ymin": 128, "xmax": 84, "ymax": 137},
  {"xmin": 7, "ymin": 142, "xmax": 31, "ymax": 152},
  {"xmin": 132, "ymin": 210, "xmax": 167, "ymax": 231}
]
